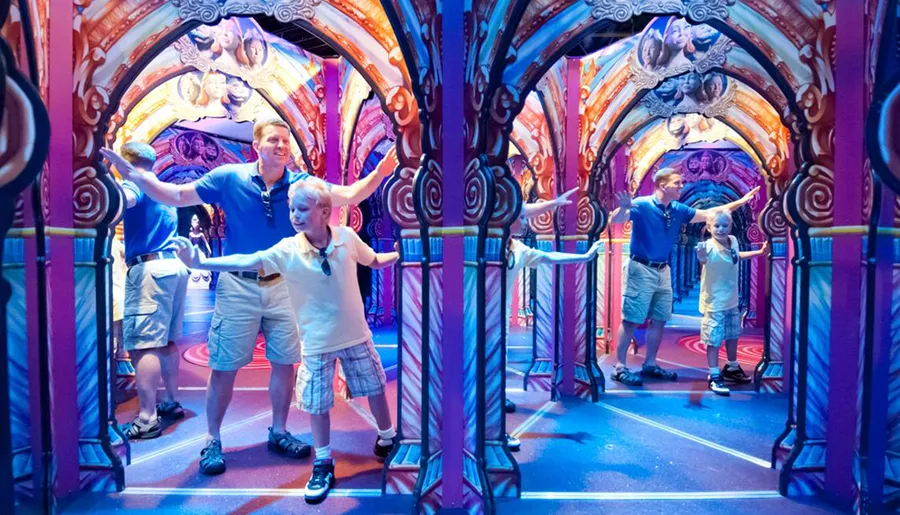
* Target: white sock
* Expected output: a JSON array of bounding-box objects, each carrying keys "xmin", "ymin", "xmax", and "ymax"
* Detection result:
[
  {"xmin": 709, "ymin": 367, "xmax": 721, "ymax": 376},
  {"xmin": 315, "ymin": 445, "xmax": 332, "ymax": 460},
  {"xmin": 726, "ymin": 360, "xmax": 739, "ymax": 368},
  {"xmin": 615, "ymin": 363, "xmax": 627, "ymax": 371},
  {"xmin": 377, "ymin": 427, "xmax": 397, "ymax": 446}
]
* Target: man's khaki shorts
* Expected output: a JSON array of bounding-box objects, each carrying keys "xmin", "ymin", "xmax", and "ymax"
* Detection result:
[
  {"xmin": 123, "ymin": 258, "xmax": 189, "ymax": 351},
  {"xmin": 621, "ymin": 259, "xmax": 673, "ymax": 324},
  {"xmin": 206, "ymin": 272, "xmax": 302, "ymax": 371}
]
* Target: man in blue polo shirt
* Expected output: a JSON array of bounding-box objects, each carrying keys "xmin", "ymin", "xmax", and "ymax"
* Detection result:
[
  {"xmin": 101, "ymin": 118, "xmax": 394, "ymax": 475},
  {"xmin": 117, "ymin": 142, "xmax": 190, "ymax": 440},
  {"xmin": 608, "ymin": 167, "xmax": 758, "ymax": 386}
]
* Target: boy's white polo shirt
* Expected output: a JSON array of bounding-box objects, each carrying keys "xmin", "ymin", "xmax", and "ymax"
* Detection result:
[
  {"xmin": 698, "ymin": 234, "xmax": 740, "ymax": 314},
  {"xmin": 256, "ymin": 226, "xmax": 375, "ymax": 356}
]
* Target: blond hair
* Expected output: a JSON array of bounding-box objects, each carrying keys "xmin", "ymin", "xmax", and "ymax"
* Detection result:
[
  {"xmin": 253, "ymin": 118, "xmax": 290, "ymax": 142},
  {"xmin": 706, "ymin": 207, "xmax": 732, "ymax": 227},
  {"xmin": 288, "ymin": 177, "xmax": 332, "ymax": 210}
]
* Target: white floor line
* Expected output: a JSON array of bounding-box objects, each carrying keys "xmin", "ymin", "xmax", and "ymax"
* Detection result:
[
  {"xmin": 603, "ymin": 389, "xmax": 757, "ymax": 396},
  {"xmin": 121, "ymin": 486, "xmax": 781, "ymax": 502},
  {"xmin": 520, "ymin": 490, "xmax": 781, "ymax": 501},
  {"xmin": 510, "ymin": 400, "xmax": 554, "ymax": 438},
  {"xmin": 130, "ymin": 403, "xmax": 298, "ymax": 466},
  {"xmin": 122, "ymin": 487, "xmax": 382, "ymax": 498},
  {"xmin": 595, "ymin": 402, "xmax": 771, "ymax": 468},
  {"xmin": 506, "ymin": 367, "xmax": 526, "ymax": 377}
]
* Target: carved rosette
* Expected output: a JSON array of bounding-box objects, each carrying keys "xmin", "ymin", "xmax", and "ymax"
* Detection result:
[
  {"xmin": 464, "ymin": 158, "xmax": 488, "ymax": 225},
  {"xmin": 488, "ymin": 164, "xmax": 521, "ymax": 228},
  {"xmin": 794, "ymin": 164, "xmax": 834, "ymax": 228}
]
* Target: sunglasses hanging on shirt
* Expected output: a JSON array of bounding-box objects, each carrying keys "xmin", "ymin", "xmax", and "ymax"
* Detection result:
[
  {"xmin": 319, "ymin": 247, "xmax": 332, "ymax": 276},
  {"xmin": 261, "ymin": 189, "xmax": 274, "ymax": 222}
]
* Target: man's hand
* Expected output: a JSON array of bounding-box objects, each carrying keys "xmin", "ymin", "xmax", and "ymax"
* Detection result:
[
  {"xmin": 696, "ymin": 244, "xmax": 708, "ymax": 262},
  {"xmin": 615, "ymin": 191, "xmax": 633, "ymax": 211},
  {"xmin": 100, "ymin": 148, "xmax": 140, "ymax": 182},
  {"xmin": 588, "ymin": 240, "xmax": 602, "ymax": 256},
  {"xmin": 172, "ymin": 236, "xmax": 204, "ymax": 268},
  {"xmin": 759, "ymin": 240, "xmax": 769, "ymax": 254}
]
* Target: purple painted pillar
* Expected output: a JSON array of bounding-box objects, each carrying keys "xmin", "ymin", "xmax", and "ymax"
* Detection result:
[
  {"xmin": 441, "ymin": 0, "xmax": 464, "ymax": 507},
  {"xmin": 47, "ymin": 0, "xmax": 79, "ymax": 496},
  {"xmin": 561, "ymin": 58, "xmax": 580, "ymax": 395},
  {"xmin": 827, "ymin": 2, "xmax": 865, "ymax": 505},
  {"xmin": 325, "ymin": 59, "xmax": 341, "ymax": 224}
]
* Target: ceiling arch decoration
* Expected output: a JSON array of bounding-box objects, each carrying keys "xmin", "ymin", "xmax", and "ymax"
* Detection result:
[
  {"xmin": 600, "ymin": 78, "xmax": 788, "ymax": 171},
  {"xmin": 487, "ymin": 0, "xmax": 834, "ymax": 229},
  {"xmin": 340, "ymin": 60, "xmax": 375, "ymax": 172},
  {"xmin": 74, "ymin": 0, "xmax": 421, "ymax": 230},
  {"xmin": 111, "ymin": 73, "xmax": 309, "ymax": 171},
  {"xmin": 345, "ymin": 96, "xmax": 395, "ymax": 185},
  {"xmin": 650, "ymin": 146, "xmax": 764, "ymax": 198},
  {"xmin": 624, "ymin": 115, "xmax": 766, "ymax": 188}
]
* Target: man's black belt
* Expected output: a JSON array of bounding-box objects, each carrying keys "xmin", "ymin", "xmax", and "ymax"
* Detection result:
[
  {"xmin": 229, "ymin": 271, "xmax": 281, "ymax": 283},
  {"xmin": 630, "ymin": 255, "xmax": 668, "ymax": 269},
  {"xmin": 126, "ymin": 250, "xmax": 177, "ymax": 268}
]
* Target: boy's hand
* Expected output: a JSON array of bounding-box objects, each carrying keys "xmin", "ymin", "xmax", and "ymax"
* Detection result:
[
  {"xmin": 553, "ymin": 187, "xmax": 578, "ymax": 207},
  {"xmin": 739, "ymin": 185, "xmax": 761, "ymax": 205},
  {"xmin": 696, "ymin": 243, "xmax": 708, "ymax": 261},
  {"xmin": 615, "ymin": 191, "xmax": 633, "ymax": 211},
  {"xmin": 588, "ymin": 240, "xmax": 602, "ymax": 256},
  {"xmin": 760, "ymin": 240, "xmax": 769, "ymax": 254},
  {"xmin": 100, "ymin": 148, "xmax": 140, "ymax": 182},
  {"xmin": 172, "ymin": 236, "xmax": 204, "ymax": 268}
]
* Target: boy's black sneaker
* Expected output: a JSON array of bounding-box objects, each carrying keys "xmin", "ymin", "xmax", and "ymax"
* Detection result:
[{"xmin": 304, "ymin": 459, "xmax": 336, "ymax": 504}]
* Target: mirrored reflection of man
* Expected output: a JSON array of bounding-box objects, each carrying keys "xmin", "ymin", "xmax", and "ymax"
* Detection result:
[
  {"xmin": 116, "ymin": 142, "xmax": 190, "ymax": 439},
  {"xmin": 608, "ymin": 167, "xmax": 758, "ymax": 386},
  {"xmin": 101, "ymin": 118, "xmax": 397, "ymax": 476}
]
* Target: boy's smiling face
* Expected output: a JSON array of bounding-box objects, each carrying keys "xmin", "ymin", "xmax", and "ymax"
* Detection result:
[{"xmin": 289, "ymin": 193, "xmax": 329, "ymax": 233}]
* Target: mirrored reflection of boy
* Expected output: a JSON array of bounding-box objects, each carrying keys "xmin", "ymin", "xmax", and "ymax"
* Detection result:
[
  {"xmin": 695, "ymin": 208, "xmax": 768, "ymax": 396},
  {"xmin": 503, "ymin": 214, "xmax": 601, "ymax": 449},
  {"xmin": 173, "ymin": 177, "xmax": 398, "ymax": 504}
]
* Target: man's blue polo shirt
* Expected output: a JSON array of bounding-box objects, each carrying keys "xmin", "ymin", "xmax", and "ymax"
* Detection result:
[
  {"xmin": 122, "ymin": 181, "xmax": 178, "ymax": 262},
  {"xmin": 193, "ymin": 162, "xmax": 311, "ymax": 256},
  {"xmin": 628, "ymin": 195, "xmax": 696, "ymax": 263}
]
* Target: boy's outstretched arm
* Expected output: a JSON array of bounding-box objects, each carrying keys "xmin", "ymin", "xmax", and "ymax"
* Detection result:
[
  {"xmin": 369, "ymin": 247, "xmax": 400, "ymax": 270},
  {"xmin": 738, "ymin": 240, "xmax": 769, "ymax": 260},
  {"xmin": 172, "ymin": 236, "xmax": 262, "ymax": 272},
  {"xmin": 535, "ymin": 240, "xmax": 602, "ymax": 266},
  {"xmin": 521, "ymin": 187, "xmax": 578, "ymax": 220}
]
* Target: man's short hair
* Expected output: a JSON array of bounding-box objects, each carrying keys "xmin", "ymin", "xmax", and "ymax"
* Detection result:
[
  {"xmin": 253, "ymin": 118, "xmax": 290, "ymax": 142},
  {"xmin": 120, "ymin": 141, "xmax": 156, "ymax": 170},
  {"xmin": 652, "ymin": 167, "xmax": 680, "ymax": 187},
  {"xmin": 289, "ymin": 177, "xmax": 332, "ymax": 210}
]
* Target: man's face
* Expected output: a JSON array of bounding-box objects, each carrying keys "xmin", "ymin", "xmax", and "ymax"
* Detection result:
[
  {"xmin": 253, "ymin": 125, "xmax": 291, "ymax": 167},
  {"xmin": 659, "ymin": 174, "xmax": 684, "ymax": 201},
  {"xmin": 289, "ymin": 193, "xmax": 329, "ymax": 233}
]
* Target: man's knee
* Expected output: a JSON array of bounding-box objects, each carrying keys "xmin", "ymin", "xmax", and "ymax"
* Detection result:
[{"xmin": 648, "ymin": 319, "xmax": 667, "ymax": 329}]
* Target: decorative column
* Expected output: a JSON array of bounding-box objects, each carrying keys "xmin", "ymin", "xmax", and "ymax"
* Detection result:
[
  {"xmin": 47, "ymin": 0, "xmax": 85, "ymax": 496},
  {"xmin": 561, "ymin": 57, "xmax": 600, "ymax": 399},
  {"xmin": 822, "ymin": 1, "xmax": 865, "ymax": 504}
]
